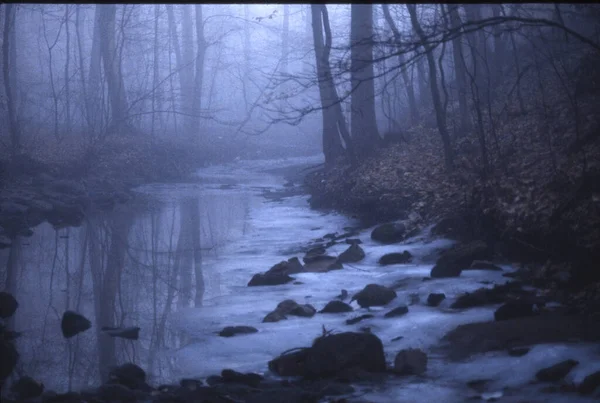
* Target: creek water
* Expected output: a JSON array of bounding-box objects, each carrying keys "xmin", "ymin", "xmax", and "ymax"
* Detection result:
[{"xmin": 2, "ymin": 156, "xmax": 599, "ymax": 402}]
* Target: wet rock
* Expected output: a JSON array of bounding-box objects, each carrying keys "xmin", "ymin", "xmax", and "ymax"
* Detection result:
[
  {"xmin": 263, "ymin": 310, "xmax": 288, "ymax": 323},
  {"xmin": 245, "ymin": 388, "xmax": 317, "ymax": 403},
  {"xmin": 535, "ymin": 359, "xmax": 579, "ymax": 382},
  {"xmin": 338, "ymin": 244, "xmax": 365, "ymax": 263},
  {"xmin": 345, "ymin": 238, "xmax": 362, "ymax": 245},
  {"xmin": 218, "ymin": 326, "xmax": 259, "ymax": 337},
  {"xmin": 508, "ymin": 347, "xmax": 530, "ymax": 357},
  {"xmin": 276, "ymin": 300, "xmax": 317, "ymax": 317},
  {"xmin": 430, "ymin": 240, "xmax": 490, "ymax": 278},
  {"xmin": 371, "ymin": 222, "xmax": 406, "ymax": 244},
  {"xmin": 466, "ymin": 379, "xmax": 492, "ymax": 393},
  {"xmin": 468, "ymin": 260, "xmax": 503, "ymax": 271},
  {"xmin": 267, "ymin": 258, "xmax": 305, "ymax": 276},
  {"xmin": 0, "ymin": 335, "xmax": 18, "ymax": 381},
  {"xmin": 442, "ymin": 314, "xmax": 600, "ymax": 360},
  {"xmin": 0, "ymin": 231, "xmax": 11, "ymax": 249},
  {"xmin": 221, "ymin": 369, "xmax": 263, "ymax": 388},
  {"xmin": 579, "ymin": 370, "xmax": 600, "ymax": 395},
  {"xmin": 108, "ymin": 363, "xmax": 149, "ymax": 392},
  {"xmin": 41, "ymin": 391, "xmax": 82, "ymax": 403},
  {"xmin": 320, "ymin": 300, "xmax": 353, "ymax": 313},
  {"xmin": 180, "ymin": 378, "xmax": 203, "ymax": 390},
  {"xmin": 97, "ymin": 383, "xmax": 137, "ymax": 401},
  {"xmin": 335, "ymin": 289, "xmax": 348, "ymax": 300},
  {"xmin": 494, "ymin": 301, "xmax": 535, "ymax": 321},
  {"xmin": 384, "ymin": 305, "xmax": 409, "ymax": 318},
  {"xmin": 248, "ymin": 272, "xmax": 294, "ymax": 286},
  {"xmin": 351, "ymin": 284, "xmax": 397, "ymax": 308},
  {"xmin": 427, "ymin": 293, "xmax": 446, "ymax": 307},
  {"xmin": 269, "ymin": 348, "xmax": 311, "ymax": 376},
  {"xmin": 61, "ymin": 310, "xmax": 92, "ymax": 339},
  {"xmin": 393, "ymin": 348, "xmax": 427, "ymax": 375},
  {"xmin": 345, "ymin": 314, "xmax": 373, "ymax": 325},
  {"xmin": 304, "ymin": 332, "xmax": 386, "ymax": 378},
  {"xmin": 378, "ymin": 251, "xmax": 413, "ymax": 265},
  {"xmin": 431, "ymin": 215, "xmax": 470, "ymax": 240},
  {"xmin": 451, "ymin": 282, "xmax": 528, "ymax": 309},
  {"xmin": 303, "ymin": 256, "xmax": 342, "ymax": 272},
  {"xmin": 10, "ymin": 376, "xmax": 44, "ymax": 400},
  {"xmin": 102, "ymin": 326, "xmax": 140, "ymax": 340},
  {"xmin": 303, "ymin": 247, "xmax": 327, "ymax": 263},
  {"xmin": 0, "ymin": 291, "xmax": 18, "ymax": 318}
]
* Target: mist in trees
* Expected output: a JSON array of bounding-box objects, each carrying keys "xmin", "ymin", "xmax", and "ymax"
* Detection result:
[{"xmin": 1, "ymin": 2, "xmax": 600, "ymax": 396}]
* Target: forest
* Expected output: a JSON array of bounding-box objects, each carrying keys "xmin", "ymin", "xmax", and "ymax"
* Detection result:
[{"xmin": 1, "ymin": 3, "xmax": 600, "ymax": 403}]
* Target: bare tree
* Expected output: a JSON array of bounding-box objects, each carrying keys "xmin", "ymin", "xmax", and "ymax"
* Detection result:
[
  {"xmin": 2, "ymin": 3, "xmax": 21, "ymax": 157},
  {"xmin": 407, "ymin": 4, "xmax": 454, "ymax": 170}
]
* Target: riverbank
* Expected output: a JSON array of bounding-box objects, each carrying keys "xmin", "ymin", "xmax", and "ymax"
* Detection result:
[{"xmin": 0, "ymin": 134, "xmax": 229, "ymax": 248}]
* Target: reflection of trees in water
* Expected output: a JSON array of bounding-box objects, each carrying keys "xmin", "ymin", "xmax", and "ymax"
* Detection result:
[{"xmin": 0, "ymin": 190, "xmax": 251, "ymax": 391}]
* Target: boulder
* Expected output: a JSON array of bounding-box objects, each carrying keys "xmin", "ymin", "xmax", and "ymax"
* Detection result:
[
  {"xmin": 320, "ymin": 300, "xmax": 353, "ymax": 313},
  {"xmin": 335, "ymin": 289, "xmax": 348, "ymax": 300},
  {"xmin": 384, "ymin": 306, "xmax": 409, "ymax": 318},
  {"xmin": 269, "ymin": 348, "xmax": 311, "ymax": 377},
  {"xmin": 10, "ymin": 376, "xmax": 44, "ymax": 400},
  {"xmin": 508, "ymin": 347, "xmax": 530, "ymax": 357},
  {"xmin": 535, "ymin": 359, "xmax": 579, "ymax": 382},
  {"xmin": 101, "ymin": 326, "xmax": 140, "ymax": 340},
  {"xmin": 346, "ymin": 314, "xmax": 374, "ymax": 325},
  {"xmin": 371, "ymin": 222, "xmax": 406, "ymax": 244},
  {"xmin": 494, "ymin": 301, "xmax": 535, "ymax": 321},
  {"xmin": 263, "ymin": 310, "xmax": 288, "ymax": 323},
  {"xmin": 108, "ymin": 363, "xmax": 148, "ymax": 390},
  {"xmin": 430, "ymin": 240, "xmax": 490, "ymax": 278},
  {"xmin": 303, "ymin": 256, "xmax": 342, "ymax": 272},
  {"xmin": 427, "ymin": 293, "xmax": 446, "ymax": 307},
  {"xmin": 267, "ymin": 258, "xmax": 305, "ymax": 276},
  {"xmin": 304, "ymin": 332, "xmax": 386, "ymax": 378},
  {"xmin": 61, "ymin": 311, "xmax": 92, "ymax": 339},
  {"xmin": 378, "ymin": 251, "xmax": 412, "ymax": 265},
  {"xmin": 338, "ymin": 244, "xmax": 365, "ymax": 263},
  {"xmin": 303, "ymin": 247, "xmax": 327, "ymax": 263},
  {"xmin": 0, "ymin": 291, "xmax": 18, "ymax": 319},
  {"xmin": 393, "ymin": 348, "xmax": 427, "ymax": 375},
  {"xmin": 221, "ymin": 369, "xmax": 263, "ymax": 388},
  {"xmin": 0, "ymin": 335, "xmax": 18, "ymax": 381},
  {"xmin": 218, "ymin": 326, "xmax": 259, "ymax": 337},
  {"xmin": 351, "ymin": 284, "xmax": 397, "ymax": 308},
  {"xmin": 276, "ymin": 300, "xmax": 317, "ymax": 317},
  {"xmin": 345, "ymin": 238, "xmax": 362, "ymax": 245},
  {"xmin": 97, "ymin": 384, "xmax": 137, "ymax": 402},
  {"xmin": 579, "ymin": 370, "xmax": 600, "ymax": 395},
  {"xmin": 468, "ymin": 260, "xmax": 503, "ymax": 271},
  {"xmin": 431, "ymin": 215, "xmax": 470, "ymax": 240},
  {"xmin": 248, "ymin": 272, "xmax": 294, "ymax": 287},
  {"xmin": 451, "ymin": 282, "xmax": 528, "ymax": 309}
]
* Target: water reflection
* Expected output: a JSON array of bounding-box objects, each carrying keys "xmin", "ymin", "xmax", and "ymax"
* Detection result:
[{"xmin": 0, "ymin": 187, "xmax": 251, "ymax": 391}]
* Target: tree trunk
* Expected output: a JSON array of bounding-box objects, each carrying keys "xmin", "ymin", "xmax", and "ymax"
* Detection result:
[
  {"xmin": 97, "ymin": 4, "xmax": 129, "ymax": 133},
  {"xmin": 407, "ymin": 4, "xmax": 454, "ymax": 171},
  {"xmin": 350, "ymin": 4, "xmax": 380, "ymax": 155},
  {"xmin": 281, "ymin": 4, "xmax": 289, "ymax": 75},
  {"xmin": 88, "ymin": 5, "xmax": 103, "ymax": 133},
  {"xmin": 64, "ymin": 5, "xmax": 71, "ymax": 136},
  {"xmin": 191, "ymin": 4, "xmax": 205, "ymax": 136},
  {"xmin": 448, "ymin": 5, "xmax": 471, "ymax": 135},
  {"xmin": 311, "ymin": 4, "xmax": 352, "ymax": 165},
  {"xmin": 151, "ymin": 4, "xmax": 160, "ymax": 137},
  {"xmin": 180, "ymin": 5, "xmax": 195, "ymax": 137},
  {"xmin": 2, "ymin": 3, "xmax": 21, "ymax": 158},
  {"xmin": 381, "ymin": 4, "xmax": 419, "ymax": 126}
]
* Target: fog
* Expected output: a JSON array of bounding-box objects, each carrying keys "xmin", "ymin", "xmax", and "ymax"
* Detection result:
[{"xmin": 2, "ymin": 3, "xmax": 600, "ymax": 401}]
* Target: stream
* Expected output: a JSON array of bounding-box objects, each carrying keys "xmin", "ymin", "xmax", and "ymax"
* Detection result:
[{"xmin": 3, "ymin": 156, "xmax": 600, "ymax": 402}]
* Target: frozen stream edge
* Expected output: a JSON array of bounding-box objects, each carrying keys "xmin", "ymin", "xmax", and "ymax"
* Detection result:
[{"xmin": 139, "ymin": 156, "xmax": 600, "ymax": 403}]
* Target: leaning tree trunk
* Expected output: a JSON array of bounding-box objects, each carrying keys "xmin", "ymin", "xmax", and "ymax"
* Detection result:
[
  {"xmin": 350, "ymin": 4, "xmax": 380, "ymax": 155},
  {"xmin": 407, "ymin": 4, "xmax": 454, "ymax": 171}
]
